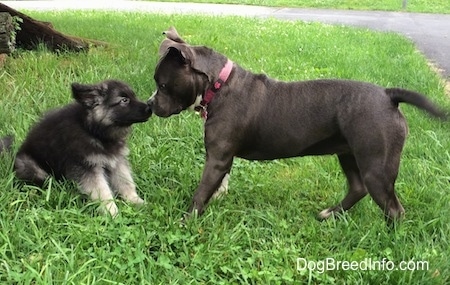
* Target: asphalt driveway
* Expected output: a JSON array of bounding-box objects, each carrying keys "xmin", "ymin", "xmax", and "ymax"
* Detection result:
[{"xmin": 3, "ymin": 1, "xmax": 450, "ymax": 79}]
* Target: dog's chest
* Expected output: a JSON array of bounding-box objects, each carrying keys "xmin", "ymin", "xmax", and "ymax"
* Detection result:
[{"xmin": 84, "ymin": 139, "xmax": 129, "ymax": 170}]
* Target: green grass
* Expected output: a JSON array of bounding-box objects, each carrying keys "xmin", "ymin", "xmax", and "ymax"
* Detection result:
[
  {"xmin": 152, "ymin": 0, "xmax": 450, "ymax": 14},
  {"xmin": 1, "ymin": 11, "xmax": 449, "ymax": 284}
]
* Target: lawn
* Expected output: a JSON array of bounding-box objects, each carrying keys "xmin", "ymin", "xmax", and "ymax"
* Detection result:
[
  {"xmin": 0, "ymin": 11, "xmax": 449, "ymax": 284},
  {"xmin": 152, "ymin": 0, "xmax": 450, "ymax": 14}
]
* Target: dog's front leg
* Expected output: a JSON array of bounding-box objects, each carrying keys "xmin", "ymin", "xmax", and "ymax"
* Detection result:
[
  {"xmin": 78, "ymin": 169, "xmax": 119, "ymax": 218},
  {"xmin": 110, "ymin": 158, "xmax": 145, "ymax": 205},
  {"xmin": 188, "ymin": 154, "xmax": 233, "ymax": 216},
  {"xmin": 211, "ymin": 173, "xmax": 230, "ymax": 200}
]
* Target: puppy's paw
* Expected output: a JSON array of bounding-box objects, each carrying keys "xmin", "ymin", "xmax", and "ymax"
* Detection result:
[
  {"xmin": 128, "ymin": 195, "xmax": 145, "ymax": 206},
  {"xmin": 99, "ymin": 201, "xmax": 119, "ymax": 218}
]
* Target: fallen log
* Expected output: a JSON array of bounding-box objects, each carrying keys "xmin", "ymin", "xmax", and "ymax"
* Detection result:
[{"xmin": 0, "ymin": 3, "xmax": 106, "ymax": 52}]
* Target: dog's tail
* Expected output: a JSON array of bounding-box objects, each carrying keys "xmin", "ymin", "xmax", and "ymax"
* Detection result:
[
  {"xmin": 386, "ymin": 88, "xmax": 448, "ymax": 120},
  {"xmin": 0, "ymin": 135, "xmax": 14, "ymax": 154}
]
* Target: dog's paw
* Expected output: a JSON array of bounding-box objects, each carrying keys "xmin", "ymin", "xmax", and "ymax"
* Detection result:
[
  {"xmin": 179, "ymin": 215, "xmax": 188, "ymax": 228},
  {"xmin": 128, "ymin": 196, "xmax": 145, "ymax": 206},
  {"xmin": 98, "ymin": 201, "xmax": 119, "ymax": 218},
  {"xmin": 318, "ymin": 208, "xmax": 334, "ymax": 220},
  {"xmin": 179, "ymin": 208, "xmax": 200, "ymax": 227}
]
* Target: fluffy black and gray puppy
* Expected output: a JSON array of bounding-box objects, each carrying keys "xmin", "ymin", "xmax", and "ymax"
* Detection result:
[{"xmin": 14, "ymin": 79, "xmax": 152, "ymax": 217}]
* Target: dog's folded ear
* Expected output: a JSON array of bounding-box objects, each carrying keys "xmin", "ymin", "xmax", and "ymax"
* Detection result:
[
  {"xmin": 159, "ymin": 39, "xmax": 191, "ymax": 59},
  {"xmin": 163, "ymin": 26, "xmax": 185, "ymax": 43},
  {"xmin": 159, "ymin": 27, "xmax": 188, "ymax": 57},
  {"xmin": 71, "ymin": 82, "xmax": 103, "ymax": 109},
  {"xmin": 158, "ymin": 27, "xmax": 228, "ymax": 83},
  {"xmin": 165, "ymin": 46, "xmax": 192, "ymax": 65}
]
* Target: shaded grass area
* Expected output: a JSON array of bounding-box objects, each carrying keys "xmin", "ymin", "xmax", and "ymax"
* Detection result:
[
  {"xmin": 151, "ymin": 0, "xmax": 450, "ymax": 14},
  {"xmin": 0, "ymin": 12, "xmax": 449, "ymax": 284}
]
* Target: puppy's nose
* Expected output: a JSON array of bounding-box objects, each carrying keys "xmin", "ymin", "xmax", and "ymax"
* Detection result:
[
  {"xmin": 147, "ymin": 98, "xmax": 154, "ymax": 108},
  {"xmin": 145, "ymin": 104, "xmax": 152, "ymax": 115},
  {"xmin": 147, "ymin": 90, "xmax": 156, "ymax": 104}
]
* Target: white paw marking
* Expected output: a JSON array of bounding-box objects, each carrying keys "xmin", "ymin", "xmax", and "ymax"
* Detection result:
[
  {"xmin": 129, "ymin": 196, "xmax": 145, "ymax": 205},
  {"xmin": 100, "ymin": 200, "xmax": 119, "ymax": 218},
  {"xmin": 212, "ymin": 173, "xmax": 230, "ymax": 200},
  {"xmin": 319, "ymin": 208, "xmax": 333, "ymax": 219}
]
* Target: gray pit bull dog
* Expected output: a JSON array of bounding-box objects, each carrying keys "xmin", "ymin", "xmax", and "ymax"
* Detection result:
[{"xmin": 148, "ymin": 27, "xmax": 447, "ymax": 222}]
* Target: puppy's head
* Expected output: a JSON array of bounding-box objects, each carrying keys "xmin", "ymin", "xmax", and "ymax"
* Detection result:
[
  {"xmin": 148, "ymin": 27, "xmax": 225, "ymax": 118},
  {"xmin": 72, "ymin": 80, "xmax": 152, "ymax": 127}
]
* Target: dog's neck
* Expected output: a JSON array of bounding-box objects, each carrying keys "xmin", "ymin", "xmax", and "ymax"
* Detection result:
[{"xmin": 194, "ymin": 59, "xmax": 233, "ymax": 120}]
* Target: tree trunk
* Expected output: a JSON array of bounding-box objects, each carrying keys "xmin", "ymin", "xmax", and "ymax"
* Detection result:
[{"xmin": 0, "ymin": 3, "xmax": 105, "ymax": 52}]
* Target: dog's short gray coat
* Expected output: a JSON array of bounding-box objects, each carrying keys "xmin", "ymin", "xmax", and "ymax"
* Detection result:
[{"xmin": 149, "ymin": 27, "xmax": 447, "ymax": 222}]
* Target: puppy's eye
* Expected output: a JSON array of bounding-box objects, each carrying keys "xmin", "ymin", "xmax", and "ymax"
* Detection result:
[
  {"xmin": 120, "ymin": 97, "xmax": 130, "ymax": 105},
  {"xmin": 159, "ymin": 84, "xmax": 167, "ymax": 90}
]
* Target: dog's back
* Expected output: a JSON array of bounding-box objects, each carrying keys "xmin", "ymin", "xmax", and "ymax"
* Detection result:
[{"xmin": 15, "ymin": 103, "xmax": 126, "ymax": 184}]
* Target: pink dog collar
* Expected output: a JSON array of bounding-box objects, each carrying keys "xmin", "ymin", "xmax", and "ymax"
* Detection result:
[{"xmin": 198, "ymin": 59, "xmax": 233, "ymax": 119}]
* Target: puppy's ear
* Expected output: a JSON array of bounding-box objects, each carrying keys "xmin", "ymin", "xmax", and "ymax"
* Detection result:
[{"xmin": 71, "ymin": 82, "xmax": 104, "ymax": 109}]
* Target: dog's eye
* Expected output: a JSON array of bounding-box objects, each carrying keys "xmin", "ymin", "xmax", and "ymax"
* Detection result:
[
  {"xmin": 159, "ymin": 84, "xmax": 167, "ymax": 90},
  {"xmin": 120, "ymin": 97, "xmax": 130, "ymax": 105}
]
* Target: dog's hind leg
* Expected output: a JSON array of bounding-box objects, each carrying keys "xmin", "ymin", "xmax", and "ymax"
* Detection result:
[
  {"xmin": 360, "ymin": 160, "xmax": 405, "ymax": 222},
  {"xmin": 337, "ymin": 110, "xmax": 406, "ymax": 222},
  {"xmin": 109, "ymin": 158, "xmax": 145, "ymax": 205},
  {"xmin": 14, "ymin": 153, "xmax": 50, "ymax": 187},
  {"xmin": 353, "ymin": 139, "xmax": 405, "ymax": 222},
  {"xmin": 78, "ymin": 169, "xmax": 119, "ymax": 218},
  {"xmin": 318, "ymin": 154, "xmax": 368, "ymax": 219}
]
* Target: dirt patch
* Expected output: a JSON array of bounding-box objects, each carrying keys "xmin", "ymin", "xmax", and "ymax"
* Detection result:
[
  {"xmin": 445, "ymin": 81, "xmax": 450, "ymax": 97},
  {"xmin": 0, "ymin": 53, "xmax": 7, "ymax": 68},
  {"xmin": 427, "ymin": 61, "xmax": 450, "ymax": 97}
]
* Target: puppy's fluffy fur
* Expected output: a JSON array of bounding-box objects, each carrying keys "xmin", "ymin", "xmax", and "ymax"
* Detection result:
[{"xmin": 14, "ymin": 79, "xmax": 152, "ymax": 217}]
